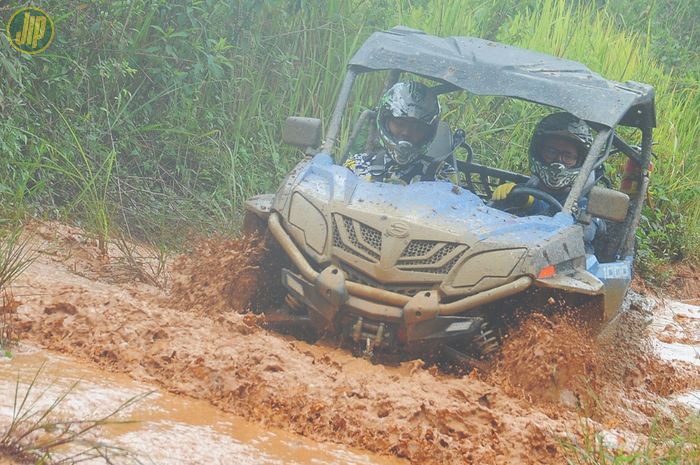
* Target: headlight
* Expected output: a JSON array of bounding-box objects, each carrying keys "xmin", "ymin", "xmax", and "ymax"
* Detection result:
[
  {"xmin": 288, "ymin": 192, "xmax": 328, "ymax": 254},
  {"xmin": 450, "ymin": 248, "xmax": 526, "ymax": 288}
]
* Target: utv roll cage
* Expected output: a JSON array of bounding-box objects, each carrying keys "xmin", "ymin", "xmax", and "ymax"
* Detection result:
[{"xmin": 320, "ymin": 26, "xmax": 655, "ymax": 262}]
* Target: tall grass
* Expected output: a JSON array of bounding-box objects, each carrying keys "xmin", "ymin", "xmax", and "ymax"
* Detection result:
[
  {"xmin": 399, "ymin": 0, "xmax": 700, "ymax": 261},
  {"xmin": 505, "ymin": 0, "xmax": 700, "ymax": 260},
  {"xmin": 562, "ymin": 415, "xmax": 700, "ymax": 465},
  {"xmin": 0, "ymin": 227, "xmax": 33, "ymax": 296},
  {"xmin": 512, "ymin": 6, "xmax": 697, "ymax": 202},
  {"xmin": 0, "ymin": 0, "xmax": 386, "ymax": 244},
  {"xmin": 0, "ymin": 225, "xmax": 35, "ymax": 353},
  {"xmin": 0, "ymin": 0, "xmax": 698, "ymax": 261},
  {"xmin": 1, "ymin": 365, "xmax": 149, "ymax": 464}
]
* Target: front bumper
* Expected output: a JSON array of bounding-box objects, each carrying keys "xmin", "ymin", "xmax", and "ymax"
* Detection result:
[
  {"xmin": 282, "ymin": 267, "xmax": 486, "ymax": 346},
  {"xmin": 269, "ymin": 212, "xmax": 532, "ymax": 346}
]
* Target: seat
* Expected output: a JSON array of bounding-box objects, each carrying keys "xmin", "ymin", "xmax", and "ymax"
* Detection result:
[{"xmin": 424, "ymin": 121, "xmax": 453, "ymax": 162}]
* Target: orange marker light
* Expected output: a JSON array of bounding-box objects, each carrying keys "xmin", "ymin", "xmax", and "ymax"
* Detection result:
[{"xmin": 538, "ymin": 265, "xmax": 556, "ymax": 279}]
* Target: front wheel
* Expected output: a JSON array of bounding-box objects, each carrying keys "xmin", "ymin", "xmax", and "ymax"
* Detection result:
[
  {"xmin": 242, "ymin": 210, "xmax": 268, "ymax": 237},
  {"xmin": 472, "ymin": 320, "xmax": 500, "ymax": 358}
]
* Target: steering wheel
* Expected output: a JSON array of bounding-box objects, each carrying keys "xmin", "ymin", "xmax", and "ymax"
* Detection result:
[{"xmin": 505, "ymin": 186, "xmax": 563, "ymax": 213}]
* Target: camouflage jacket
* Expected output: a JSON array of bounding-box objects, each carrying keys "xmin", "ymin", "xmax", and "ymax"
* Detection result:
[{"xmin": 343, "ymin": 151, "xmax": 456, "ymax": 185}]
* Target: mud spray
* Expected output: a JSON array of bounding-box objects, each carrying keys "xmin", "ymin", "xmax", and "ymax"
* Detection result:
[{"xmin": 6, "ymin": 222, "xmax": 700, "ymax": 465}]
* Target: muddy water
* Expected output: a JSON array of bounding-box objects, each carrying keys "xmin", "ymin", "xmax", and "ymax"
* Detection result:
[
  {"xmin": 650, "ymin": 300, "xmax": 700, "ymax": 411},
  {"xmin": 8, "ymin": 223, "xmax": 700, "ymax": 465},
  {"xmin": 0, "ymin": 346, "xmax": 407, "ymax": 465}
]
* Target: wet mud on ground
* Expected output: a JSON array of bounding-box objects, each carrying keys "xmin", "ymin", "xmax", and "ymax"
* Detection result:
[
  {"xmin": 0, "ymin": 347, "xmax": 410, "ymax": 465},
  {"xmin": 4, "ymin": 222, "xmax": 700, "ymax": 464}
]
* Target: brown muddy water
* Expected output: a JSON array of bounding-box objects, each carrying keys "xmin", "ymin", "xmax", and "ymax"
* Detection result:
[
  {"xmin": 0, "ymin": 345, "xmax": 407, "ymax": 465},
  {"xmin": 4, "ymin": 222, "xmax": 700, "ymax": 465}
]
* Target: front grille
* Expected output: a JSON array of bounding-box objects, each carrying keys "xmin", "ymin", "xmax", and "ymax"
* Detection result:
[
  {"xmin": 360, "ymin": 223, "xmax": 382, "ymax": 251},
  {"xmin": 397, "ymin": 240, "xmax": 467, "ymax": 275},
  {"xmin": 342, "ymin": 266, "xmax": 422, "ymax": 297},
  {"xmin": 332, "ymin": 214, "xmax": 382, "ymax": 262},
  {"xmin": 400, "ymin": 239, "xmax": 440, "ymax": 258}
]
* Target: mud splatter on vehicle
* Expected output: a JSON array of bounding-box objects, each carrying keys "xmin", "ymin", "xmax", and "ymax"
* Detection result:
[
  {"xmin": 243, "ymin": 27, "xmax": 657, "ymax": 365},
  {"xmin": 6, "ymin": 222, "xmax": 699, "ymax": 464}
]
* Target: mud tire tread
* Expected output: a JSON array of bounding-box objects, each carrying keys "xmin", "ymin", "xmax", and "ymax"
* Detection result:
[{"xmin": 474, "ymin": 321, "xmax": 500, "ymax": 358}]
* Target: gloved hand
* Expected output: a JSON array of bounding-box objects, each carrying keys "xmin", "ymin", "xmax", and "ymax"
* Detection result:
[
  {"xmin": 492, "ymin": 182, "xmax": 515, "ymax": 201},
  {"xmin": 491, "ymin": 182, "xmax": 534, "ymax": 206}
]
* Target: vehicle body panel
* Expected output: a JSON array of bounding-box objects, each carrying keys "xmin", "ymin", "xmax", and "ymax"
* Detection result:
[
  {"xmin": 244, "ymin": 26, "xmax": 654, "ymax": 357},
  {"xmin": 349, "ymin": 26, "xmax": 655, "ymax": 129}
]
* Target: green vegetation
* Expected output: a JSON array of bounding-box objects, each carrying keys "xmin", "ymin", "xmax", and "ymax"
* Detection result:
[
  {"xmin": 398, "ymin": 0, "xmax": 700, "ymax": 270},
  {"xmin": 0, "ymin": 2, "xmax": 698, "ymax": 460},
  {"xmin": 1, "ymin": 365, "xmax": 148, "ymax": 464},
  {"xmin": 563, "ymin": 415, "xmax": 700, "ymax": 465},
  {"xmin": 605, "ymin": 0, "xmax": 700, "ymax": 74},
  {"xmin": 0, "ymin": 1, "xmax": 698, "ymax": 265},
  {"xmin": 0, "ymin": 226, "xmax": 35, "ymax": 354}
]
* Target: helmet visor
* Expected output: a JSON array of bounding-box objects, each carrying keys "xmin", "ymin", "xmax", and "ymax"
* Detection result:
[
  {"xmin": 538, "ymin": 137, "xmax": 583, "ymax": 168},
  {"xmin": 386, "ymin": 116, "xmax": 432, "ymax": 146}
]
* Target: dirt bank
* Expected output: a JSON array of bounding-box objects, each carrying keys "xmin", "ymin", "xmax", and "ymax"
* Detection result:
[{"xmin": 7, "ymin": 222, "xmax": 700, "ymax": 464}]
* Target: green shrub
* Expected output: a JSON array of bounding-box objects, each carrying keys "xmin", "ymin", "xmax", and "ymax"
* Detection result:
[{"xmin": 0, "ymin": 0, "xmax": 698, "ymax": 265}]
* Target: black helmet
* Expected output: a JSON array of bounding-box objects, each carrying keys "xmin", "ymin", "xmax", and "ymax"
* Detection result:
[
  {"xmin": 529, "ymin": 112, "xmax": 593, "ymax": 190},
  {"xmin": 376, "ymin": 81, "xmax": 440, "ymax": 165}
]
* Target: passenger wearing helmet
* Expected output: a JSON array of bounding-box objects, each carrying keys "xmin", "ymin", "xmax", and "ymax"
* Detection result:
[
  {"xmin": 344, "ymin": 81, "xmax": 455, "ymax": 184},
  {"xmin": 492, "ymin": 112, "xmax": 593, "ymax": 216}
]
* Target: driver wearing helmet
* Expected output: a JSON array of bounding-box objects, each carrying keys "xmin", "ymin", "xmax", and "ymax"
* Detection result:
[
  {"xmin": 344, "ymin": 81, "xmax": 455, "ymax": 184},
  {"xmin": 492, "ymin": 112, "xmax": 593, "ymax": 216}
]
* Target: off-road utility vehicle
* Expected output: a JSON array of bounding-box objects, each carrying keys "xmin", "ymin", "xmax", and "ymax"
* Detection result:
[{"xmin": 243, "ymin": 26, "xmax": 655, "ymax": 364}]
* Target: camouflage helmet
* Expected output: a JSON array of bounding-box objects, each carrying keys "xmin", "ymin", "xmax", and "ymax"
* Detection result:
[
  {"xmin": 376, "ymin": 81, "xmax": 440, "ymax": 165},
  {"xmin": 529, "ymin": 112, "xmax": 593, "ymax": 190}
]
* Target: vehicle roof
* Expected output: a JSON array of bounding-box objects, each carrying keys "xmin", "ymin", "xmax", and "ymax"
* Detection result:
[{"xmin": 349, "ymin": 27, "xmax": 656, "ymax": 129}]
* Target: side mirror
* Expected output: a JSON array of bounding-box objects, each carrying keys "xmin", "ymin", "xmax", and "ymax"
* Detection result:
[
  {"xmin": 283, "ymin": 117, "xmax": 322, "ymax": 153},
  {"xmin": 587, "ymin": 186, "xmax": 630, "ymax": 222}
]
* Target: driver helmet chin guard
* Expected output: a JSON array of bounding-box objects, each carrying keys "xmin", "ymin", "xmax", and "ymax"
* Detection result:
[
  {"xmin": 529, "ymin": 112, "xmax": 593, "ymax": 190},
  {"xmin": 376, "ymin": 81, "xmax": 440, "ymax": 165}
]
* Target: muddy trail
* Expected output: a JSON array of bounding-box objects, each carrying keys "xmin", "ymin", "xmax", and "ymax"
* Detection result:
[{"xmin": 6, "ymin": 222, "xmax": 700, "ymax": 464}]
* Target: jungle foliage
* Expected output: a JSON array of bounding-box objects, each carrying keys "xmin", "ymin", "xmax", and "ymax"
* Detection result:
[{"xmin": 0, "ymin": 0, "xmax": 698, "ymax": 271}]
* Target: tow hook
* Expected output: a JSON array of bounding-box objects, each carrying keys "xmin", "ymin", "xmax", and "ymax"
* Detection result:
[
  {"xmin": 351, "ymin": 317, "xmax": 387, "ymax": 356},
  {"xmin": 352, "ymin": 317, "xmax": 363, "ymax": 342}
]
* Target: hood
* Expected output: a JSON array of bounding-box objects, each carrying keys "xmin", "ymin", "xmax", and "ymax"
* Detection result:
[{"xmin": 273, "ymin": 154, "xmax": 579, "ymax": 292}]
